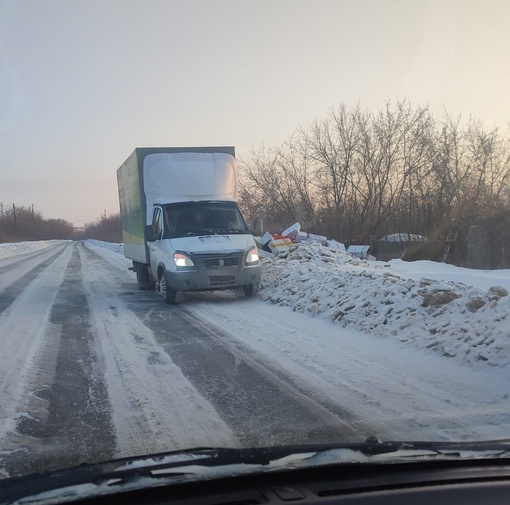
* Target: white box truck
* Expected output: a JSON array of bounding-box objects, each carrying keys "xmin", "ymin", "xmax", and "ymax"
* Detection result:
[{"xmin": 117, "ymin": 147, "xmax": 261, "ymax": 304}]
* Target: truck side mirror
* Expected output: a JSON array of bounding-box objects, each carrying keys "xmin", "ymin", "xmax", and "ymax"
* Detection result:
[
  {"xmin": 145, "ymin": 225, "xmax": 156, "ymax": 242},
  {"xmin": 251, "ymin": 219, "xmax": 263, "ymax": 237}
]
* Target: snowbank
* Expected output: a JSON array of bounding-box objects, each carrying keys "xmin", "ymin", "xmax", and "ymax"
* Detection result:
[
  {"xmin": 0, "ymin": 240, "xmax": 67, "ymax": 260},
  {"xmin": 260, "ymin": 242, "xmax": 510, "ymax": 368},
  {"xmin": 85, "ymin": 239, "xmax": 124, "ymax": 255}
]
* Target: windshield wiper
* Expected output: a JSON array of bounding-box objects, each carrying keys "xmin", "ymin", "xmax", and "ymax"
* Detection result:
[
  {"xmin": 194, "ymin": 227, "xmax": 248, "ymax": 235},
  {"xmin": 217, "ymin": 228, "xmax": 249, "ymax": 234},
  {"xmin": 181, "ymin": 228, "xmax": 217, "ymax": 236},
  {"xmin": 3, "ymin": 441, "xmax": 510, "ymax": 503}
]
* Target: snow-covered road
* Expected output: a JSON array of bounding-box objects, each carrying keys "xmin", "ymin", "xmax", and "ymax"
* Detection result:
[
  {"xmin": 0, "ymin": 242, "xmax": 237, "ymax": 476},
  {"xmin": 0, "ymin": 239, "xmax": 509, "ymax": 477}
]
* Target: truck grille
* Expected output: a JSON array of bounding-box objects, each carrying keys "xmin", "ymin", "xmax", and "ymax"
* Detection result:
[
  {"xmin": 208, "ymin": 275, "xmax": 237, "ymax": 286},
  {"xmin": 193, "ymin": 253, "xmax": 242, "ymax": 287},
  {"xmin": 201, "ymin": 256, "xmax": 241, "ymax": 267}
]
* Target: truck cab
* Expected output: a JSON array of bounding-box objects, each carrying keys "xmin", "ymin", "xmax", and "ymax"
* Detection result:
[{"xmin": 146, "ymin": 201, "xmax": 261, "ymax": 303}]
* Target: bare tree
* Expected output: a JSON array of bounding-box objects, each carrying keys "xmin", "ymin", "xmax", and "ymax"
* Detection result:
[{"xmin": 239, "ymin": 101, "xmax": 510, "ymax": 262}]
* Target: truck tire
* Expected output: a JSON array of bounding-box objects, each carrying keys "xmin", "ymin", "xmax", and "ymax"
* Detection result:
[
  {"xmin": 136, "ymin": 264, "xmax": 148, "ymax": 290},
  {"xmin": 243, "ymin": 283, "xmax": 259, "ymax": 297},
  {"xmin": 135, "ymin": 263, "xmax": 156, "ymax": 290},
  {"xmin": 147, "ymin": 277, "xmax": 156, "ymax": 290},
  {"xmin": 159, "ymin": 270, "xmax": 176, "ymax": 305}
]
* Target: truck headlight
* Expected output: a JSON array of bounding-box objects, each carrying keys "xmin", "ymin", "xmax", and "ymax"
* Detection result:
[
  {"xmin": 173, "ymin": 253, "xmax": 194, "ymax": 267},
  {"xmin": 245, "ymin": 247, "xmax": 260, "ymax": 265}
]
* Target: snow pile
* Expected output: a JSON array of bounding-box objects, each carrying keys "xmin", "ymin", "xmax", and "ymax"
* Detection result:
[
  {"xmin": 85, "ymin": 239, "xmax": 124, "ymax": 255},
  {"xmin": 0, "ymin": 240, "xmax": 64, "ymax": 260},
  {"xmin": 260, "ymin": 242, "xmax": 510, "ymax": 368}
]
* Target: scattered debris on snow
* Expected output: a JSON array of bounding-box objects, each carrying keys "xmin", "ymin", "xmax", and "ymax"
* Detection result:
[{"xmin": 256, "ymin": 222, "xmax": 354, "ymax": 259}]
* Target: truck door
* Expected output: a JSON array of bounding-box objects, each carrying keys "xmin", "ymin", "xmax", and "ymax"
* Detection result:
[{"xmin": 149, "ymin": 207, "xmax": 165, "ymax": 278}]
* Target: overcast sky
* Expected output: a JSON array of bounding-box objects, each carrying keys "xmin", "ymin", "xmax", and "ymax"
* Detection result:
[{"xmin": 1, "ymin": 0, "xmax": 509, "ymax": 227}]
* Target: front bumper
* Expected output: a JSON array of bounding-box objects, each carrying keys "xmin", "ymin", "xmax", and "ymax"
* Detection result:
[{"xmin": 166, "ymin": 251, "xmax": 261, "ymax": 292}]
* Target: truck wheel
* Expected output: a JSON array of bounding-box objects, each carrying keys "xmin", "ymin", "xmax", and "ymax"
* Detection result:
[
  {"xmin": 136, "ymin": 264, "xmax": 150, "ymax": 290},
  {"xmin": 243, "ymin": 283, "xmax": 259, "ymax": 297},
  {"xmin": 159, "ymin": 271, "xmax": 176, "ymax": 305}
]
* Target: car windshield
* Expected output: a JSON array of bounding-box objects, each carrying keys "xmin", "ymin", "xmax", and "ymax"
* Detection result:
[
  {"xmin": 163, "ymin": 202, "xmax": 250, "ymax": 238},
  {"xmin": 1, "ymin": 0, "xmax": 510, "ymax": 493}
]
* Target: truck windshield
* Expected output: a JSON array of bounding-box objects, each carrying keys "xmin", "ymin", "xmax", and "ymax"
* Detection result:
[{"xmin": 163, "ymin": 202, "xmax": 250, "ymax": 238}]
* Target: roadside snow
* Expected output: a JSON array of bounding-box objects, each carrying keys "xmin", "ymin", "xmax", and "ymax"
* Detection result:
[
  {"xmin": 182, "ymin": 295, "xmax": 510, "ymax": 441},
  {"xmin": 261, "ymin": 243, "xmax": 510, "ymax": 368},
  {"xmin": 85, "ymin": 239, "xmax": 124, "ymax": 256},
  {"xmin": 389, "ymin": 258, "xmax": 510, "ymax": 292},
  {"xmin": 84, "ymin": 240, "xmax": 131, "ymax": 271},
  {"xmin": 0, "ymin": 240, "xmax": 66, "ymax": 260}
]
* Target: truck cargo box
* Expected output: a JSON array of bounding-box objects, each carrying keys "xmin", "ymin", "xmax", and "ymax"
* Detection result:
[{"xmin": 117, "ymin": 146, "xmax": 235, "ymax": 263}]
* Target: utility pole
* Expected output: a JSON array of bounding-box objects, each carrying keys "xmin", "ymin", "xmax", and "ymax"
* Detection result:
[{"xmin": 13, "ymin": 203, "xmax": 20, "ymax": 242}]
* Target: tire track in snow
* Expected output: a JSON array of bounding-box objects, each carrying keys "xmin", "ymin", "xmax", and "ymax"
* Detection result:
[
  {"xmin": 0, "ymin": 243, "xmax": 74, "ymax": 476},
  {"xmin": 130, "ymin": 301, "xmax": 369, "ymax": 447},
  {"xmin": 0, "ymin": 243, "xmax": 115, "ymax": 477},
  {"xmin": 85, "ymin": 242, "xmax": 370, "ymax": 446},
  {"xmin": 0, "ymin": 246, "xmax": 68, "ymax": 314},
  {"xmin": 79, "ymin": 243, "xmax": 239, "ymax": 458}
]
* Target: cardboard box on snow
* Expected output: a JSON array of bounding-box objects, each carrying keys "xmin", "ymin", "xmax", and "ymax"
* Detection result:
[
  {"xmin": 346, "ymin": 245, "xmax": 370, "ymax": 259},
  {"xmin": 294, "ymin": 231, "xmax": 308, "ymax": 242},
  {"xmin": 327, "ymin": 239, "xmax": 346, "ymax": 252},
  {"xmin": 258, "ymin": 249, "xmax": 274, "ymax": 259},
  {"xmin": 281, "ymin": 222, "xmax": 301, "ymax": 239},
  {"xmin": 268, "ymin": 238, "xmax": 294, "ymax": 254},
  {"xmin": 257, "ymin": 231, "xmax": 273, "ymax": 246}
]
